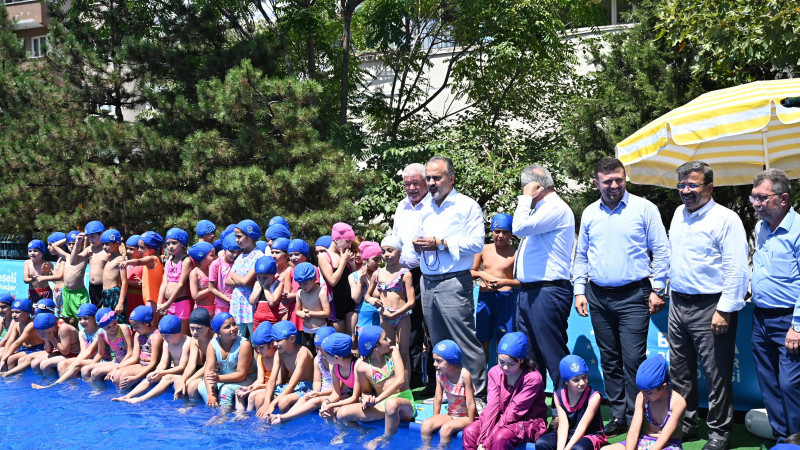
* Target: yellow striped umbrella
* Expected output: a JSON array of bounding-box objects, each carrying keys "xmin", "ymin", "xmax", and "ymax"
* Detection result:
[{"xmin": 616, "ymin": 78, "xmax": 800, "ymax": 188}]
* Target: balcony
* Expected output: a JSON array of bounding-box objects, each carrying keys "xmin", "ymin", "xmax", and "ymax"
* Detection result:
[{"xmin": 4, "ymin": 0, "xmax": 53, "ymax": 30}]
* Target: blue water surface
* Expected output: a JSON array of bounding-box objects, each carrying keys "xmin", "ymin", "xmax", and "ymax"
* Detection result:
[{"xmin": 0, "ymin": 371, "xmax": 444, "ymax": 450}]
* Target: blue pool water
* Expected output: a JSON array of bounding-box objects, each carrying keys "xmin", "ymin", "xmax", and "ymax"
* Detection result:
[{"xmin": 0, "ymin": 371, "xmax": 457, "ymax": 449}]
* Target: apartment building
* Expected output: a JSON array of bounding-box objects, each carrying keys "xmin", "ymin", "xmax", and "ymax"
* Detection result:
[{"xmin": 4, "ymin": 0, "xmax": 66, "ymax": 58}]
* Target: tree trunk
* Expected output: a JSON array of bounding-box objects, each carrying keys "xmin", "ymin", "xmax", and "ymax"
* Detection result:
[{"xmin": 339, "ymin": 10, "xmax": 352, "ymax": 125}]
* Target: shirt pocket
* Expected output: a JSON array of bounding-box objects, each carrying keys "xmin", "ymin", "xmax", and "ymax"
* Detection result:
[{"xmin": 769, "ymin": 255, "xmax": 798, "ymax": 280}]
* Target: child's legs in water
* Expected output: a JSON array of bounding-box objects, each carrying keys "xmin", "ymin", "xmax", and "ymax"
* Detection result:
[
  {"xmin": 439, "ymin": 416, "xmax": 472, "ymax": 443},
  {"xmin": 420, "ymin": 414, "xmax": 452, "ymax": 441},
  {"xmin": 336, "ymin": 403, "xmax": 386, "ymax": 425},
  {"xmin": 279, "ymin": 394, "xmax": 326, "ymax": 422},
  {"xmin": 39, "ymin": 354, "xmax": 66, "ymax": 375},
  {"xmin": 248, "ymin": 387, "xmax": 267, "ymax": 411},
  {"xmin": 383, "ymin": 396, "xmax": 414, "ymax": 435},
  {"xmin": 29, "ymin": 351, "xmax": 49, "ymax": 373},
  {"xmin": 186, "ymin": 378, "xmax": 203, "ymax": 399}
]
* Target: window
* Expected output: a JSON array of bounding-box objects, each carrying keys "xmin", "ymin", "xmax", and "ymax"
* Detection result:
[{"xmin": 30, "ymin": 35, "xmax": 47, "ymax": 58}]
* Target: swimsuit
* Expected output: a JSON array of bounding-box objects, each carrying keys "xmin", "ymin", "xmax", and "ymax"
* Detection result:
[
  {"xmin": 316, "ymin": 354, "xmax": 333, "ymax": 392},
  {"xmin": 438, "ymin": 371, "xmax": 474, "ymax": 418},
  {"xmin": 274, "ymin": 381, "xmax": 313, "ymax": 397},
  {"xmin": 258, "ymin": 354, "xmax": 272, "ymax": 384},
  {"xmin": 102, "ymin": 324, "xmax": 132, "ymax": 363},
  {"xmin": 253, "ymin": 279, "xmax": 286, "ymax": 331},
  {"xmin": 138, "ymin": 330, "xmax": 160, "ymax": 366},
  {"xmin": 80, "ymin": 328, "xmax": 112, "ymax": 361},
  {"xmin": 101, "ymin": 287, "xmax": 121, "ymax": 310},
  {"xmin": 198, "ymin": 336, "xmax": 245, "ymax": 407},
  {"xmin": 382, "ymin": 307, "xmax": 412, "ymax": 328},
  {"xmin": 350, "ymin": 272, "xmax": 380, "ymax": 332},
  {"xmin": 28, "ymin": 287, "xmax": 52, "ymax": 302},
  {"xmin": 125, "ymin": 266, "xmax": 145, "ymax": 323},
  {"xmin": 193, "ymin": 272, "xmax": 215, "ymax": 315},
  {"xmin": 334, "ymin": 358, "xmax": 357, "ymax": 391},
  {"xmin": 167, "ymin": 296, "xmax": 192, "ymax": 320},
  {"xmin": 165, "ymin": 258, "xmax": 184, "ymax": 283},
  {"xmin": 18, "ymin": 344, "xmax": 45, "ymax": 354},
  {"xmin": 209, "ymin": 257, "xmax": 234, "ymax": 312},
  {"xmin": 620, "ymin": 388, "xmax": 681, "ymax": 450},
  {"xmin": 375, "ymin": 269, "xmax": 411, "ymax": 328},
  {"xmin": 142, "ymin": 259, "xmax": 164, "ymax": 305},
  {"xmin": 52, "ymin": 287, "xmax": 63, "ymax": 317},
  {"xmin": 645, "ymin": 386, "xmax": 672, "ymax": 428},
  {"xmin": 368, "ymin": 354, "xmax": 395, "ymax": 385},
  {"xmin": 89, "ymin": 283, "xmax": 104, "ymax": 307},
  {"xmin": 61, "ymin": 286, "xmax": 90, "ymax": 319},
  {"xmin": 324, "ymin": 252, "xmax": 355, "ymax": 322},
  {"xmin": 229, "ymin": 249, "xmax": 265, "ymax": 325},
  {"xmin": 546, "ymin": 386, "xmax": 607, "ymax": 449}
]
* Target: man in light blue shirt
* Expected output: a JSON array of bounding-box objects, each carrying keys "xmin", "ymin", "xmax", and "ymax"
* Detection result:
[
  {"xmin": 413, "ymin": 156, "xmax": 487, "ymax": 393},
  {"xmin": 668, "ymin": 161, "xmax": 749, "ymax": 450},
  {"xmin": 749, "ymin": 168, "xmax": 800, "ymax": 441},
  {"xmin": 572, "ymin": 157, "xmax": 669, "ymax": 435}
]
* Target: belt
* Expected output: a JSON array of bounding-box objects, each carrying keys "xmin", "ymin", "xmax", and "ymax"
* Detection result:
[
  {"xmin": 520, "ymin": 279, "xmax": 571, "ymax": 290},
  {"xmin": 424, "ymin": 270, "xmax": 470, "ymax": 282},
  {"xmin": 589, "ymin": 278, "xmax": 648, "ymax": 293},
  {"xmin": 671, "ymin": 291, "xmax": 721, "ymax": 303},
  {"xmin": 754, "ymin": 306, "xmax": 794, "ymax": 317}
]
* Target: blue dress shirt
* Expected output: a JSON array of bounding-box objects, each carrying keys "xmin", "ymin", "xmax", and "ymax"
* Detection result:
[{"xmin": 752, "ymin": 208, "xmax": 800, "ymax": 325}]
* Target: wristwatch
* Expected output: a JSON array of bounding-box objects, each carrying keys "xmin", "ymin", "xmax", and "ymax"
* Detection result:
[
  {"xmin": 655, "ymin": 288, "xmax": 667, "ymax": 298},
  {"xmin": 792, "ymin": 323, "xmax": 800, "ymax": 333},
  {"xmin": 438, "ymin": 238, "xmax": 446, "ymax": 251}
]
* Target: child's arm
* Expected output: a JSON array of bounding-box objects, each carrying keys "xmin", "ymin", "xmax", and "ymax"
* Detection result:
[
  {"xmin": 364, "ymin": 271, "xmax": 381, "ymax": 306},
  {"xmin": 650, "ymin": 391, "xmax": 687, "ymax": 450},
  {"xmin": 256, "ymin": 352, "xmax": 283, "ymax": 418},
  {"xmin": 249, "ymin": 281, "xmax": 263, "ymax": 307},
  {"xmin": 554, "ymin": 392, "xmax": 571, "ymax": 450},
  {"xmin": 0, "ymin": 324, "xmax": 22, "ymax": 364},
  {"xmin": 122, "ymin": 332, "xmax": 163, "ymax": 388},
  {"xmin": 432, "ymin": 372, "xmax": 444, "ymax": 416},
  {"xmin": 203, "ymin": 340, "xmax": 221, "ymax": 407},
  {"xmin": 625, "ymin": 393, "xmax": 646, "ymax": 450},
  {"xmin": 157, "ymin": 270, "xmax": 169, "ymax": 310},
  {"xmin": 226, "ymin": 268, "xmax": 257, "ymax": 288},
  {"xmin": 175, "ymin": 341, "xmax": 200, "ymax": 396},
  {"xmin": 318, "ymin": 251, "xmax": 352, "ymax": 287},
  {"xmin": 267, "ymin": 349, "xmax": 313, "ymax": 411},
  {"xmin": 189, "ymin": 269, "xmax": 212, "ymax": 300},
  {"xmin": 164, "ymin": 257, "xmax": 193, "ymax": 307},
  {"xmin": 117, "ymin": 327, "xmax": 138, "ymax": 367},
  {"xmin": 207, "ymin": 281, "xmax": 231, "ymax": 304},
  {"xmin": 470, "ymin": 251, "xmax": 488, "ymax": 284},
  {"xmin": 23, "ymin": 260, "xmax": 34, "ymax": 284},
  {"xmin": 564, "ymin": 391, "xmax": 602, "ymax": 450},
  {"xmin": 370, "ymin": 346, "xmax": 406, "ymax": 405},
  {"xmin": 462, "ymin": 369, "xmax": 477, "ymax": 422},
  {"xmin": 55, "ymin": 326, "xmax": 76, "ymax": 356},
  {"xmin": 38, "ymin": 260, "xmax": 64, "ymax": 283},
  {"xmin": 349, "ymin": 271, "xmax": 362, "ymax": 304},
  {"xmin": 69, "ymin": 234, "xmax": 86, "ymax": 265},
  {"xmin": 50, "ymin": 239, "xmax": 70, "ymax": 259},
  {"xmin": 306, "ymin": 356, "xmax": 324, "ymax": 397},
  {"xmin": 117, "ymin": 261, "xmax": 128, "ymax": 316}
]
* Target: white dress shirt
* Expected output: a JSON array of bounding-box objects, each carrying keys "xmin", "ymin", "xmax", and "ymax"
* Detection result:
[
  {"xmin": 512, "ymin": 192, "xmax": 575, "ymax": 282},
  {"xmin": 413, "ymin": 189, "xmax": 485, "ymax": 275},
  {"xmin": 392, "ymin": 194, "xmax": 428, "ymax": 269},
  {"xmin": 669, "ymin": 199, "xmax": 750, "ymax": 312}
]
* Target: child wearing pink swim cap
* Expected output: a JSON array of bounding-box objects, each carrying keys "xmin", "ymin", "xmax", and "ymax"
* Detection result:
[{"xmin": 318, "ymin": 222, "xmax": 358, "ymax": 337}]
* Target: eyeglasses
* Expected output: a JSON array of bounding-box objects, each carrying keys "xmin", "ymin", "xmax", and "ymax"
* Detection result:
[
  {"xmin": 676, "ymin": 183, "xmax": 706, "ymax": 190},
  {"xmin": 749, "ymin": 193, "xmax": 779, "ymax": 204}
]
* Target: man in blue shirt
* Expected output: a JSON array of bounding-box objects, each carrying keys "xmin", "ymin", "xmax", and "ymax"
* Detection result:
[
  {"xmin": 750, "ymin": 168, "xmax": 800, "ymax": 441},
  {"xmin": 668, "ymin": 161, "xmax": 749, "ymax": 450},
  {"xmin": 573, "ymin": 158, "xmax": 670, "ymax": 436}
]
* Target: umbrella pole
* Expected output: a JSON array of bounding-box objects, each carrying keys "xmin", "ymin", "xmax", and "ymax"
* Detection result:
[{"xmin": 763, "ymin": 130, "xmax": 770, "ymax": 170}]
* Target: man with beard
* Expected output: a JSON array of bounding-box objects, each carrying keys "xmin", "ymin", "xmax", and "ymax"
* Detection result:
[
  {"xmin": 748, "ymin": 168, "xmax": 800, "ymax": 442},
  {"xmin": 572, "ymin": 157, "xmax": 670, "ymax": 436},
  {"xmin": 667, "ymin": 161, "xmax": 749, "ymax": 450}
]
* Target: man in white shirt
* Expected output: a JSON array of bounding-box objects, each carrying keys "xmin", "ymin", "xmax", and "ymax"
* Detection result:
[
  {"xmin": 512, "ymin": 164, "xmax": 575, "ymax": 389},
  {"xmin": 413, "ymin": 156, "xmax": 487, "ymax": 393},
  {"xmin": 391, "ymin": 163, "xmax": 433, "ymax": 392},
  {"xmin": 668, "ymin": 161, "xmax": 749, "ymax": 450}
]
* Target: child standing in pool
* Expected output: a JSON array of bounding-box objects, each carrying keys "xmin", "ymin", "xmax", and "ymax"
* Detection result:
[
  {"xmin": 188, "ymin": 241, "xmax": 217, "ymax": 318},
  {"xmin": 159, "ymin": 228, "xmax": 193, "ymax": 335},
  {"xmin": 256, "ymin": 320, "xmax": 314, "ymax": 419},
  {"xmin": 336, "ymin": 325, "xmax": 416, "ymax": 438},
  {"xmin": 199, "ymin": 313, "xmax": 254, "ymax": 411},
  {"xmin": 462, "ymin": 332, "xmax": 549, "ymax": 450},
  {"xmin": 535, "ymin": 355, "xmax": 607, "ymax": 450},
  {"xmin": 270, "ymin": 326, "xmax": 337, "ymax": 424},
  {"xmin": 365, "ymin": 235, "xmax": 414, "ymax": 383},
  {"xmin": 604, "ymin": 355, "xmax": 686, "ymax": 450},
  {"xmin": 421, "ymin": 340, "xmax": 476, "ymax": 448},
  {"xmin": 226, "ymin": 220, "xmax": 265, "ymax": 338},
  {"xmin": 82, "ymin": 308, "xmax": 134, "ymax": 382}
]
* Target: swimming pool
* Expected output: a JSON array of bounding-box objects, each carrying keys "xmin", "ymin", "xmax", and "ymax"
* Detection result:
[{"xmin": 0, "ymin": 371, "xmax": 461, "ymax": 449}]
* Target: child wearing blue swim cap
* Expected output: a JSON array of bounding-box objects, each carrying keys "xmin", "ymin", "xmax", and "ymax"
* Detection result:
[
  {"xmin": 79, "ymin": 308, "xmax": 134, "ymax": 384},
  {"xmin": 188, "ymin": 241, "xmax": 217, "ymax": 318},
  {"xmin": 227, "ymin": 220, "xmax": 267, "ymax": 340},
  {"xmin": 24, "ymin": 239, "xmax": 54, "ymax": 304},
  {"xmin": 100, "ymin": 229, "xmax": 127, "ymax": 326},
  {"xmin": 463, "ymin": 332, "xmax": 549, "ymax": 450},
  {"xmin": 251, "ymin": 255, "xmax": 287, "ymax": 334},
  {"xmin": 109, "ymin": 305, "xmax": 163, "ymax": 391},
  {"xmin": 535, "ymin": 355, "xmax": 607, "ymax": 450},
  {"xmin": 28, "ymin": 312, "xmax": 80, "ymax": 378},
  {"xmin": 158, "ymin": 228, "xmax": 194, "ymax": 335},
  {"xmin": 0, "ymin": 299, "xmax": 45, "ymax": 377},
  {"xmin": 421, "ymin": 340, "xmax": 477, "ymax": 448},
  {"xmin": 235, "ymin": 321, "xmax": 278, "ymax": 412},
  {"xmin": 292, "ymin": 262, "xmax": 331, "ymax": 351},
  {"xmin": 319, "ymin": 332, "xmax": 358, "ymax": 420},
  {"xmin": 198, "ymin": 313, "xmax": 254, "ymax": 412},
  {"xmin": 120, "ymin": 232, "xmax": 166, "ymax": 328},
  {"xmin": 173, "ymin": 307, "xmax": 215, "ymax": 401}
]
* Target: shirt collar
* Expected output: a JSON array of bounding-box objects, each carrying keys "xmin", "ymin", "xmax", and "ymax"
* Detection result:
[
  {"xmin": 768, "ymin": 207, "xmax": 797, "ymax": 234},
  {"xmin": 599, "ymin": 190, "xmax": 629, "ymax": 212},
  {"xmin": 534, "ymin": 191, "xmax": 557, "ymax": 211},
  {"xmin": 400, "ymin": 193, "xmax": 429, "ymax": 210},
  {"xmin": 429, "ymin": 188, "xmax": 459, "ymax": 209},
  {"xmin": 683, "ymin": 198, "xmax": 716, "ymax": 219}
]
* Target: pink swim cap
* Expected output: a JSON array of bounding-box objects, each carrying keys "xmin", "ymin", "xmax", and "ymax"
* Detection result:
[
  {"xmin": 331, "ymin": 222, "xmax": 356, "ymax": 241},
  {"xmin": 358, "ymin": 241, "xmax": 381, "ymax": 261}
]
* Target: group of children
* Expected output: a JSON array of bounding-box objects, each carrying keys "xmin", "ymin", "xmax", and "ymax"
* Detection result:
[{"xmin": 1, "ymin": 217, "xmax": 687, "ymax": 449}]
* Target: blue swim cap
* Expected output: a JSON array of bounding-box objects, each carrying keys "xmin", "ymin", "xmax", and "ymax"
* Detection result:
[
  {"xmin": 35, "ymin": 298, "xmax": 56, "ymax": 313},
  {"xmin": 34, "ymin": 312, "xmax": 57, "ymax": 330},
  {"xmin": 66, "ymin": 230, "xmax": 80, "ymax": 243},
  {"xmin": 265, "ymin": 224, "xmax": 291, "ymax": 241},
  {"xmin": 77, "ymin": 303, "xmax": 98, "ymax": 318},
  {"xmin": 210, "ymin": 312, "xmax": 233, "ymax": 333},
  {"xmin": 268, "ymin": 216, "xmax": 290, "ymax": 231},
  {"xmin": 322, "ymin": 332, "xmax": 353, "ymax": 357},
  {"xmin": 213, "ymin": 239, "xmax": 224, "ymax": 254},
  {"xmin": 140, "ymin": 231, "xmax": 164, "ymax": 250},
  {"xmin": 272, "ymin": 320, "xmax": 297, "ymax": 341},
  {"xmin": 85, "ymin": 220, "xmax": 105, "ymax": 235},
  {"xmin": 315, "ymin": 235, "xmax": 332, "ymax": 249},
  {"xmin": 288, "ymin": 239, "xmax": 310, "ymax": 257},
  {"xmin": 254, "ymin": 256, "xmax": 277, "ymax": 275},
  {"xmin": 47, "ymin": 232, "xmax": 66, "ymax": 244},
  {"xmin": 189, "ymin": 307, "xmax": 211, "ymax": 327},
  {"xmin": 293, "ymin": 262, "xmax": 317, "ymax": 283},
  {"xmin": 96, "ymin": 307, "xmax": 116, "ymax": 328},
  {"xmin": 358, "ymin": 325, "xmax": 383, "ymax": 357},
  {"xmin": 433, "ymin": 340, "xmax": 462, "ymax": 365},
  {"xmin": 130, "ymin": 305, "xmax": 154, "ymax": 324},
  {"xmin": 188, "ymin": 241, "xmax": 215, "ymax": 263},
  {"xmin": 560, "ymin": 355, "xmax": 589, "ymax": 383},
  {"xmin": 498, "ymin": 332, "xmax": 528, "ymax": 360},
  {"xmin": 11, "ymin": 298, "xmax": 33, "ymax": 313},
  {"xmin": 236, "ymin": 219, "xmax": 261, "ymax": 241},
  {"xmin": 222, "ymin": 233, "xmax": 240, "ymax": 251},
  {"xmin": 27, "ymin": 240, "xmax": 45, "ymax": 254},
  {"xmin": 271, "ymin": 237, "xmax": 290, "ymax": 253},
  {"xmin": 101, "ymin": 229, "xmax": 122, "ymax": 244},
  {"xmin": 636, "ymin": 354, "xmax": 668, "ymax": 390},
  {"xmin": 0, "ymin": 293, "xmax": 14, "ymax": 305},
  {"xmin": 314, "ymin": 326, "xmax": 336, "ymax": 347},
  {"xmin": 252, "ymin": 322, "xmax": 275, "ymax": 346},
  {"xmin": 196, "ymin": 220, "xmax": 216, "ymax": 237},
  {"xmin": 126, "ymin": 234, "xmax": 142, "ymax": 247},
  {"xmin": 491, "ymin": 213, "xmax": 513, "ymax": 232},
  {"xmin": 256, "ymin": 241, "xmax": 269, "ymax": 253},
  {"xmin": 159, "ymin": 315, "xmax": 182, "ymax": 335},
  {"xmin": 221, "ymin": 224, "xmax": 237, "ymax": 240},
  {"xmin": 166, "ymin": 228, "xmax": 189, "ymax": 247}
]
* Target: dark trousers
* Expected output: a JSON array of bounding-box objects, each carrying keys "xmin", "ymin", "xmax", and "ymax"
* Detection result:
[
  {"xmin": 408, "ymin": 267, "xmax": 434, "ymax": 389},
  {"xmin": 668, "ymin": 293, "xmax": 736, "ymax": 441},
  {"xmin": 586, "ymin": 280, "xmax": 650, "ymax": 424},
  {"xmin": 535, "ymin": 431, "xmax": 596, "ymax": 450},
  {"xmin": 751, "ymin": 308, "xmax": 800, "ymax": 439},
  {"xmin": 515, "ymin": 282, "xmax": 572, "ymax": 390}
]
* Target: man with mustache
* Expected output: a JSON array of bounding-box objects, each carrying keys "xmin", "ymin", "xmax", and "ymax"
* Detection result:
[
  {"xmin": 667, "ymin": 161, "xmax": 749, "ymax": 450},
  {"xmin": 572, "ymin": 157, "xmax": 670, "ymax": 437}
]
